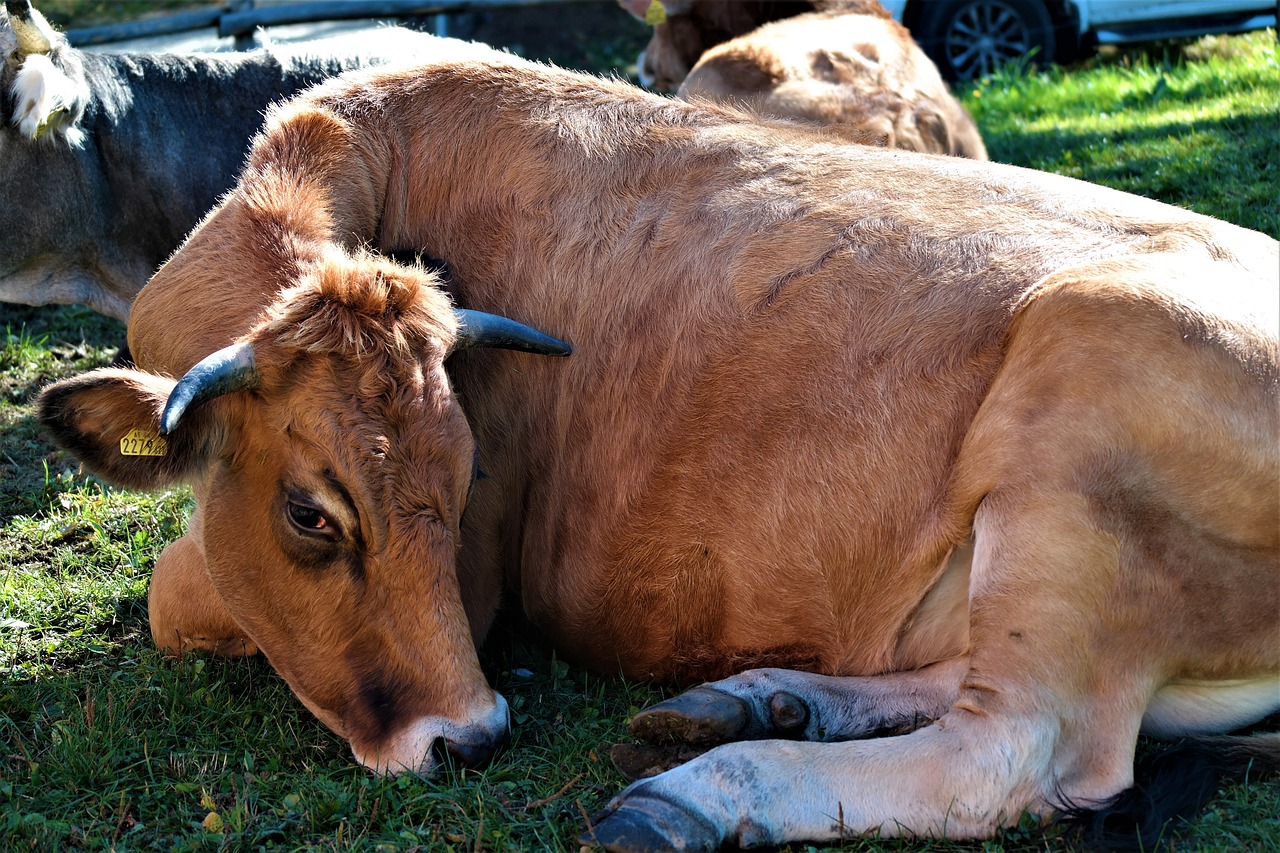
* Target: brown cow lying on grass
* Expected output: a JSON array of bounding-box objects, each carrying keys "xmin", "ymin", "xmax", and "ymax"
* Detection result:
[
  {"xmin": 620, "ymin": 0, "xmax": 986, "ymax": 158},
  {"xmin": 37, "ymin": 37, "xmax": 1278, "ymax": 851},
  {"xmin": 676, "ymin": 8, "xmax": 987, "ymax": 158}
]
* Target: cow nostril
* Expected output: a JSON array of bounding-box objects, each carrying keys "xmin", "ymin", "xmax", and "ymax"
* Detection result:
[{"xmin": 439, "ymin": 726, "xmax": 510, "ymax": 769}]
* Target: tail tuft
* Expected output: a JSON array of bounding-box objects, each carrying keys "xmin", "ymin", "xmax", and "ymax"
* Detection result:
[{"xmin": 1059, "ymin": 734, "xmax": 1279, "ymax": 851}]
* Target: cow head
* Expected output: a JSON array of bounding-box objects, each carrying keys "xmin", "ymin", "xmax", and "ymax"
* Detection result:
[
  {"xmin": 618, "ymin": 0, "xmax": 703, "ymax": 91},
  {"xmin": 37, "ymin": 253, "xmax": 571, "ymax": 773},
  {"xmin": 619, "ymin": 1, "xmax": 891, "ymax": 92},
  {"xmin": 1, "ymin": 0, "xmax": 89, "ymax": 146}
]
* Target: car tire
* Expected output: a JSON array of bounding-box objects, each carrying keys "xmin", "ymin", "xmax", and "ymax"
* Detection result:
[{"xmin": 913, "ymin": 0, "xmax": 1057, "ymax": 81}]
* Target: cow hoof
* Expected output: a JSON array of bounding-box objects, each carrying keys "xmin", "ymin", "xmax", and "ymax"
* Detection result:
[
  {"xmin": 582, "ymin": 793, "xmax": 721, "ymax": 852},
  {"xmin": 629, "ymin": 686, "xmax": 749, "ymax": 746}
]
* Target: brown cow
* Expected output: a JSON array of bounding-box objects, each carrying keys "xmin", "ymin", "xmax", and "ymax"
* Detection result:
[
  {"xmin": 37, "ymin": 38, "xmax": 1278, "ymax": 851},
  {"xmin": 676, "ymin": 8, "xmax": 987, "ymax": 158},
  {"xmin": 617, "ymin": 0, "xmax": 861, "ymax": 92}
]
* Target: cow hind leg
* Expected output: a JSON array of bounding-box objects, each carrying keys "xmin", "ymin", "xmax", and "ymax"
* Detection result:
[
  {"xmin": 148, "ymin": 534, "xmax": 258, "ymax": 657},
  {"xmin": 588, "ymin": 484, "xmax": 1266, "ymax": 851}
]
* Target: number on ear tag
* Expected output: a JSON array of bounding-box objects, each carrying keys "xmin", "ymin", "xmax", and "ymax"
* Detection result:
[{"xmin": 120, "ymin": 428, "xmax": 169, "ymax": 457}]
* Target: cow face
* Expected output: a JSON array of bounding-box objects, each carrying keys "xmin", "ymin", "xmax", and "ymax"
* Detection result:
[{"xmin": 37, "ymin": 256, "xmax": 569, "ymax": 774}]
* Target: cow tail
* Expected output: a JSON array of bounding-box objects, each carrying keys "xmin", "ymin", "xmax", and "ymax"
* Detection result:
[{"xmin": 1057, "ymin": 733, "xmax": 1280, "ymax": 850}]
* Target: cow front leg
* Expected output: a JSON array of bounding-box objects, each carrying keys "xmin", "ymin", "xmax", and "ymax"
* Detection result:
[
  {"xmin": 148, "ymin": 533, "xmax": 258, "ymax": 657},
  {"xmin": 587, "ymin": 712, "xmax": 1056, "ymax": 851},
  {"xmin": 588, "ymin": 493, "xmax": 1155, "ymax": 849},
  {"xmin": 629, "ymin": 658, "xmax": 966, "ymax": 748}
]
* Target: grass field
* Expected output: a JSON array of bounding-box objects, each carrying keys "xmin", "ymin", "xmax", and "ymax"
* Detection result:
[{"xmin": 3, "ymin": 21, "xmax": 1279, "ymax": 853}]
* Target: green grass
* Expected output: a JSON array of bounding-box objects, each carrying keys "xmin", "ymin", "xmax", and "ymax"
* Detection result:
[
  {"xmin": 3, "ymin": 26, "xmax": 1279, "ymax": 853},
  {"xmin": 963, "ymin": 32, "xmax": 1280, "ymax": 238}
]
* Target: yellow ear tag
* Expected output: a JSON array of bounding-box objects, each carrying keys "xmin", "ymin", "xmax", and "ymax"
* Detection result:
[
  {"xmin": 120, "ymin": 428, "xmax": 169, "ymax": 458},
  {"xmin": 33, "ymin": 106, "xmax": 69, "ymax": 139},
  {"xmin": 644, "ymin": 0, "xmax": 667, "ymax": 25}
]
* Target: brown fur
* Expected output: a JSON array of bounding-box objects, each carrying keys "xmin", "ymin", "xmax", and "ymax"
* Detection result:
[
  {"xmin": 677, "ymin": 10, "xmax": 988, "ymax": 158},
  {"xmin": 36, "ymin": 41, "xmax": 1278, "ymax": 842}
]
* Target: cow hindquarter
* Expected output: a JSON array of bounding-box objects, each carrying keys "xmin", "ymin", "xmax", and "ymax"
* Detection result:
[
  {"xmin": 590, "ymin": 248, "xmax": 1279, "ymax": 849},
  {"xmin": 946, "ymin": 251, "xmax": 1280, "ymax": 803}
]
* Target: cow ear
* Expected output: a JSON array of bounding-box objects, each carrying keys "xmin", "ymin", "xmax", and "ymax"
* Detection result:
[
  {"xmin": 10, "ymin": 52, "xmax": 89, "ymax": 144},
  {"xmin": 5, "ymin": 0, "xmax": 57, "ymax": 58},
  {"xmin": 618, "ymin": 0, "xmax": 657, "ymax": 20},
  {"xmin": 5, "ymin": 1, "xmax": 90, "ymax": 144},
  {"xmin": 909, "ymin": 99, "xmax": 955, "ymax": 157},
  {"xmin": 37, "ymin": 368, "xmax": 227, "ymax": 490},
  {"xmin": 618, "ymin": 0, "xmax": 687, "ymax": 22}
]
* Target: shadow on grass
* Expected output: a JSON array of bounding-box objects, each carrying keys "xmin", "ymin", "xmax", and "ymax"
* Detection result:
[{"xmin": 0, "ymin": 613, "xmax": 656, "ymax": 850}]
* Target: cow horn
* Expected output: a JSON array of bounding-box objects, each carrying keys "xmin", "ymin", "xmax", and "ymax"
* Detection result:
[
  {"xmin": 452, "ymin": 309, "xmax": 572, "ymax": 357},
  {"xmin": 5, "ymin": 1, "xmax": 55, "ymax": 57},
  {"xmin": 160, "ymin": 341, "xmax": 259, "ymax": 435}
]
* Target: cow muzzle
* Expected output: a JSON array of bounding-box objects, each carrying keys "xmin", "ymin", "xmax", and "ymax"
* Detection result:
[{"xmin": 350, "ymin": 691, "xmax": 511, "ymax": 775}]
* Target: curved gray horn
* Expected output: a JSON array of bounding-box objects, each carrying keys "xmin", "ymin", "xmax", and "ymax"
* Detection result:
[
  {"xmin": 160, "ymin": 341, "xmax": 259, "ymax": 435},
  {"xmin": 5, "ymin": 1, "xmax": 55, "ymax": 56},
  {"xmin": 453, "ymin": 309, "xmax": 571, "ymax": 357}
]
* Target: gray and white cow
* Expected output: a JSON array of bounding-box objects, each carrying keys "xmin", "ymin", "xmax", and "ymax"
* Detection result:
[{"xmin": 1, "ymin": 0, "xmax": 439, "ymax": 322}]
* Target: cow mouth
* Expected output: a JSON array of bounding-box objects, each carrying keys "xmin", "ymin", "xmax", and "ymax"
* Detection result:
[
  {"xmin": 430, "ymin": 724, "xmax": 511, "ymax": 769},
  {"xmin": 349, "ymin": 692, "xmax": 512, "ymax": 775}
]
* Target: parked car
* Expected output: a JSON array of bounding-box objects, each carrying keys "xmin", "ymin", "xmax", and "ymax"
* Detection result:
[{"xmin": 879, "ymin": 0, "xmax": 1276, "ymax": 80}]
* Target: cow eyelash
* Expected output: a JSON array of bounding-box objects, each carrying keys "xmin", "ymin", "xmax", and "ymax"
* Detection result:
[{"xmin": 286, "ymin": 500, "xmax": 339, "ymax": 540}]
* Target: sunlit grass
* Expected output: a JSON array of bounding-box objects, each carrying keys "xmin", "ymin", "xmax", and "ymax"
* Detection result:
[{"xmin": 963, "ymin": 30, "xmax": 1279, "ymax": 236}]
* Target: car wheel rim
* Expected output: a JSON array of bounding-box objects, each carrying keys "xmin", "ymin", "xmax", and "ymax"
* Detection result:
[{"xmin": 945, "ymin": 1, "xmax": 1033, "ymax": 80}]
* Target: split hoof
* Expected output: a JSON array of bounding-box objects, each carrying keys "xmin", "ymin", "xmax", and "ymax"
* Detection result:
[
  {"xmin": 582, "ymin": 792, "xmax": 721, "ymax": 852},
  {"xmin": 629, "ymin": 686, "xmax": 749, "ymax": 746}
]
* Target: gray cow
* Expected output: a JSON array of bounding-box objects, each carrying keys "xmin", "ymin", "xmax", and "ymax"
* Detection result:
[{"xmin": 1, "ymin": 0, "xmax": 439, "ymax": 322}]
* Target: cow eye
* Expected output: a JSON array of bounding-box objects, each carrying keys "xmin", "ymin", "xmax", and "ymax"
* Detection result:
[{"xmin": 287, "ymin": 501, "xmax": 335, "ymax": 537}]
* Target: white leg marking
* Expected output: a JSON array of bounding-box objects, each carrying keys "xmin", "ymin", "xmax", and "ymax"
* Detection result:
[
  {"xmin": 602, "ymin": 713, "xmax": 1059, "ymax": 847},
  {"xmin": 696, "ymin": 659, "xmax": 965, "ymax": 741}
]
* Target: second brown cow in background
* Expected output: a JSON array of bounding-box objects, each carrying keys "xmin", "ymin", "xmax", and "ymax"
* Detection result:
[{"xmin": 621, "ymin": 0, "xmax": 986, "ymax": 158}]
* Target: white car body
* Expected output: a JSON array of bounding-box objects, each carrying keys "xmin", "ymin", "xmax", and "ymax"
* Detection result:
[
  {"xmin": 880, "ymin": 0, "xmax": 1276, "ymax": 44},
  {"xmin": 878, "ymin": 0, "xmax": 1274, "ymax": 79}
]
